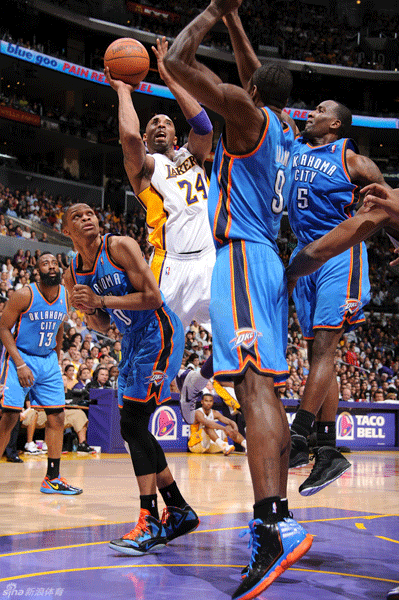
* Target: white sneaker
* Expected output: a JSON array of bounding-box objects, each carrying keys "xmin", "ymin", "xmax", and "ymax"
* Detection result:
[
  {"xmin": 223, "ymin": 444, "xmax": 235, "ymax": 456},
  {"xmin": 24, "ymin": 441, "xmax": 43, "ymax": 455},
  {"xmin": 41, "ymin": 442, "xmax": 48, "ymax": 452}
]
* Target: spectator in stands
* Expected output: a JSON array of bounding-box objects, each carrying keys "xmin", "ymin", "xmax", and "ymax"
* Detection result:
[
  {"xmin": 372, "ymin": 389, "xmax": 386, "ymax": 402},
  {"xmin": 345, "ymin": 341, "xmax": 360, "ymax": 367},
  {"xmin": 64, "ymin": 364, "xmax": 78, "ymax": 391},
  {"xmin": 186, "ymin": 353, "xmax": 200, "ymax": 372},
  {"xmin": 86, "ymin": 366, "xmax": 112, "ymax": 390},
  {"xmin": 85, "ymin": 357, "xmax": 95, "ymax": 376},
  {"xmin": 109, "ymin": 365, "xmax": 119, "ymax": 389},
  {"xmin": 110, "ymin": 340, "xmax": 122, "ymax": 363},
  {"xmin": 341, "ymin": 387, "xmax": 354, "ymax": 402},
  {"xmin": 73, "ymin": 365, "xmax": 92, "ymax": 390}
]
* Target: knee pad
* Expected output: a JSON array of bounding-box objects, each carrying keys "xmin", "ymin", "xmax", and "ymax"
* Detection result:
[{"xmin": 120, "ymin": 403, "xmax": 167, "ymax": 477}]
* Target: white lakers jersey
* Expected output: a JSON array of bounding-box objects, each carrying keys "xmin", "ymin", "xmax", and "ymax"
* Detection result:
[{"xmin": 137, "ymin": 147, "xmax": 214, "ymax": 254}]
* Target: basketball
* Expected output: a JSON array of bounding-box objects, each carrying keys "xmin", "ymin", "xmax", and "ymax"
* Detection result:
[{"xmin": 104, "ymin": 38, "xmax": 150, "ymax": 85}]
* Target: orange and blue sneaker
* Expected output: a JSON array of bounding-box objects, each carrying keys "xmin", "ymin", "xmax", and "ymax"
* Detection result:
[
  {"xmin": 40, "ymin": 476, "xmax": 83, "ymax": 495},
  {"xmin": 240, "ymin": 500, "xmax": 306, "ymax": 579},
  {"xmin": 109, "ymin": 509, "xmax": 167, "ymax": 556},
  {"xmin": 161, "ymin": 505, "xmax": 200, "ymax": 542},
  {"xmin": 232, "ymin": 517, "xmax": 313, "ymax": 600}
]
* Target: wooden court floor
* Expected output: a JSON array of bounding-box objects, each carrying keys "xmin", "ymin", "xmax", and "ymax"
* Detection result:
[{"xmin": 1, "ymin": 449, "xmax": 399, "ymax": 600}]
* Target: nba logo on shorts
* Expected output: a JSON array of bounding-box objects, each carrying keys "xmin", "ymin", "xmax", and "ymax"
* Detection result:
[
  {"xmin": 336, "ymin": 411, "xmax": 354, "ymax": 440},
  {"xmin": 151, "ymin": 406, "xmax": 177, "ymax": 440}
]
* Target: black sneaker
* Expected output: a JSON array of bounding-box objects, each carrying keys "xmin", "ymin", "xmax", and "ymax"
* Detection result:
[
  {"xmin": 161, "ymin": 505, "xmax": 200, "ymax": 541},
  {"xmin": 7, "ymin": 455, "xmax": 23, "ymax": 463},
  {"xmin": 109, "ymin": 509, "xmax": 167, "ymax": 556},
  {"xmin": 289, "ymin": 434, "xmax": 309, "ymax": 468},
  {"xmin": 387, "ymin": 586, "xmax": 399, "ymax": 600},
  {"xmin": 232, "ymin": 518, "xmax": 313, "ymax": 600},
  {"xmin": 77, "ymin": 441, "xmax": 95, "ymax": 454},
  {"xmin": 299, "ymin": 446, "xmax": 351, "ymax": 496}
]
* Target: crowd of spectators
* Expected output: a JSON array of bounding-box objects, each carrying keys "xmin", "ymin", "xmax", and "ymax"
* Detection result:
[
  {"xmin": 0, "ymin": 183, "xmax": 154, "ymax": 259},
  {"xmin": 2, "ymin": 0, "xmax": 399, "ymax": 77},
  {"xmin": 105, "ymin": 0, "xmax": 399, "ymax": 70}
]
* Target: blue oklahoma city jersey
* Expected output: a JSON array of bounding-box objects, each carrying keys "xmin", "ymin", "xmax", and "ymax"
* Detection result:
[
  {"xmin": 71, "ymin": 234, "xmax": 158, "ymax": 334},
  {"xmin": 208, "ymin": 108, "xmax": 294, "ymax": 383},
  {"xmin": 288, "ymin": 137, "xmax": 358, "ymax": 246},
  {"xmin": 288, "ymin": 136, "xmax": 370, "ymax": 337},
  {"xmin": 208, "ymin": 106, "xmax": 294, "ymax": 248},
  {"xmin": 15, "ymin": 283, "xmax": 68, "ymax": 356}
]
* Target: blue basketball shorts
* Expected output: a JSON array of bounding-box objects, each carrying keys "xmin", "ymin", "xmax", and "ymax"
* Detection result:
[
  {"xmin": 1, "ymin": 349, "xmax": 65, "ymax": 410},
  {"xmin": 291, "ymin": 242, "xmax": 370, "ymax": 339},
  {"xmin": 209, "ymin": 240, "xmax": 289, "ymax": 385},
  {"xmin": 118, "ymin": 304, "xmax": 184, "ymax": 412}
]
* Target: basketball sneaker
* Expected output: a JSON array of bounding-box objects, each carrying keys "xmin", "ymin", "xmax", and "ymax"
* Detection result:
[
  {"xmin": 176, "ymin": 369, "xmax": 203, "ymax": 424},
  {"xmin": 289, "ymin": 434, "xmax": 309, "ymax": 468},
  {"xmin": 109, "ymin": 509, "xmax": 167, "ymax": 556},
  {"xmin": 240, "ymin": 500, "xmax": 307, "ymax": 579},
  {"xmin": 24, "ymin": 441, "xmax": 43, "ymax": 455},
  {"xmin": 161, "ymin": 505, "xmax": 200, "ymax": 541},
  {"xmin": 223, "ymin": 443, "xmax": 235, "ymax": 456},
  {"xmin": 233, "ymin": 518, "xmax": 313, "ymax": 600},
  {"xmin": 40, "ymin": 476, "xmax": 83, "ymax": 495},
  {"xmin": 77, "ymin": 441, "xmax": 95, "ymax": 454},
  {"xmin": 387, "ymin": 586, "xmax": 399, "ymax": 600},
  {"xmin": 299, "ymin": 446, "xmax": 351, "ymax": 496}
]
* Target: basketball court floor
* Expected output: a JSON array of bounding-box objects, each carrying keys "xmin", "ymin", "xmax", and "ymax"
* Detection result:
[{"xmin": 1, "ymin": 450, "xmax": 398, "ymax": 600}]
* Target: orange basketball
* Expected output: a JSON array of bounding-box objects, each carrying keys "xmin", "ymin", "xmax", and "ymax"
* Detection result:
[{"xmin": 104, "ymin": 38, "xmax": 150, "ymax": 85}]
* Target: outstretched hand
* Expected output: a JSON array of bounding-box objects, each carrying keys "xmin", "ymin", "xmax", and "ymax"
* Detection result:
[
  {"xmin": 104, "ymin": 66, "xmax": 139, "ymax": 93},
  {"xmin": 361, "ymin": 183, "xmax": 399, "ymax": 220},
  {"xmin": 152, "ymin": 36, "xmax": 171, "ymax": 83}
]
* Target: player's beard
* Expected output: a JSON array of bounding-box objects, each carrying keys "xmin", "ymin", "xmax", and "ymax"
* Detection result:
[{"xmin": 39, "ymin": 270, "xmax": 62, "ymax": 286}]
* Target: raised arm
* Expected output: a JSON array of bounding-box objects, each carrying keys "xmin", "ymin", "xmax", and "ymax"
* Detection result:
[
  {"xmin": 222, "ymin": 9, "xmax": 261, "ymax": 90},
  {"xmin": 104, "ymin": 68, "xmax": 154, "ymax": 195},
  {"xmin": 285, "ymin": 204, "xmax": 392, "ymax": 295},
  {"xmin": 222, "ymin": 9, "xmax": 299, "ymax": 137},
  {"xmin": 164, "ymin": 0, "xmax": 261, "ymax": 141},
  {"xmin": 153, "ymin": 36, "xmax": 213, "ymax": 166}
]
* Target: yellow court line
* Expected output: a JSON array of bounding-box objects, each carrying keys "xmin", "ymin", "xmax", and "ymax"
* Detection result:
[
  {"xmin": 1, "ymin": 514, "xmax": 398, "ymax": 559},
  {"xmin": 376, "ymin": 536, "xmax": 399, "ymax": 544},
  {"xmin": 0, "ymin": 542, "xmax": 107, "ymax": 559},
  {"xmin": 0, "ymin": 564, "xmax": 398, "ymax": 585},
  {"xmin": 2, "ymin": 511, "xmax": 397, "ymax": 539},
  {"xmin": 302, "ymin": 514, "xmax": 399, "ymax": 524}
]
